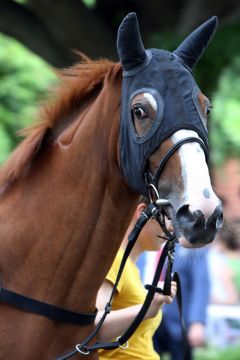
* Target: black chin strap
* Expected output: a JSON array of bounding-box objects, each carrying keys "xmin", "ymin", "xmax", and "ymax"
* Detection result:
[{"xmin": 58, "ymin": 202, "xmax": 190, "ymax": 360}]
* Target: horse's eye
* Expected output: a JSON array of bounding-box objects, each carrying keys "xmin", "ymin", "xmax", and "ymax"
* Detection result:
[
  {"xmin": 133, "ymin": 107, "xmax": 146, "ymax": 119},
  {"xmin": 130, "ymin": 92, "xmax": 157, "ymax": 137},
  {"xmin": 206, "ymin": 106, "xmax": 212, "ymax": 116}
]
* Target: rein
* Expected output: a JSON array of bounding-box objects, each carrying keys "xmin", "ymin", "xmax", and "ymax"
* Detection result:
[
  {"xmin": 58, "ymin": 200, "xmax": 190, "ymax": 360},
  {"xmin": 0, "ymin": 136, "xmax": 202, "ymax": 359},
  {"xmin": 57, "ymin": 136, "xmax": 205, "ymax": 359}
]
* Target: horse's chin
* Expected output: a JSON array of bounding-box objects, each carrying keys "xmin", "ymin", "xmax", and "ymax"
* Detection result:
[{"xmin": 178, "ymin": 236, "xmax": 206, "ymax": 249}]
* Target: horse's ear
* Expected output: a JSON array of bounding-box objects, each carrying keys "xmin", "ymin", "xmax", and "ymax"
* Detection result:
[
  {"xmin": 174, "ymin": 16, "xmax": 218, "ymax": 69},
  {"xmin": 117, "ymin": 12, "xmax": 147, "ymax": 72}
]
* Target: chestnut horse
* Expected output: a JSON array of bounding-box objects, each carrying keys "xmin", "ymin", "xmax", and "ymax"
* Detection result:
[{"xmin": 0, "ymin": 13, "xmax": 222, "ymax": 359}]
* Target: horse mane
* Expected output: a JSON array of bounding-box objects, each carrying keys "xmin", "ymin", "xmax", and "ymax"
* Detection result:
[{"xmin": 0, "ymin": 57, "xmax": 121, "ymax": 188}]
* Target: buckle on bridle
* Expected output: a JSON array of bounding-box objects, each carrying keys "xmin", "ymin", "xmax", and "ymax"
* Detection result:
[
  {"xmin": 75, "ymin": 344, "xmax": 90, "ymax": 355},
  {"xmin": 156, "ymin": 199, "xmax": 170, "ymax": 207},
  {"xmin": 144, "ymin": 172, "xmax": 170, "ymax": 208},
  {"xmin": 117, "ymin": 337, "xmax": 129, "ymax": 350}
]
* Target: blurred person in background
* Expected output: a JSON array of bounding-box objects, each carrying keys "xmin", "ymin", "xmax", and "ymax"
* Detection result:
[
  {"xmin": 153, "ymin": 243, "xmax": 209, "ymax": 360},
  {"xmin": 207, "ymin": 221, "xmax": 240, "ymax": 305},
  {"xmin": 96, "ymin": 199, "xmax": 177, "ymax": 360}
]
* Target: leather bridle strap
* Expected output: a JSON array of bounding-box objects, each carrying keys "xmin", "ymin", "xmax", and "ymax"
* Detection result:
[
  {"xmin": 57, "ymin": 205, "xmax": 187, "ymax": 360},
  {"xmin": 57, "ymin": 135, "xmax": 206, "ymax": 358},
  {"xmin": 58, "ymin": 235, "xmax": 176, "ymax": 359},
  {"xmin": 75, "ymin": 233, "xmax": 180, "ymax": 354},
  {"xmin": 114, "ymin": 233, "xmax": 177, "ymax": 348},
  {"xmin": 147, "ymin": 136, "xmax": 209, "ymax": 187},
  {"xmin": 57, "ymin": 203, "xmax": 156, "ymax": 359},
  {"xmin": 173, "ymin": 272, "xmax": 192, "ymax": 360},
  {"xmin": 0, "ymin": 287, "xmax": 97, "ymax": 326}
]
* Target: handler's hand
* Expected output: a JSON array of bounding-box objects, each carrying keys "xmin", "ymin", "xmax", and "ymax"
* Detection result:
[
  {"xmin": 188, "ymin": 322, "xmax": 206, "ymax": 347},
  {"xmin": 145, "ymin": 281, "xmax": 177, "ymax": 319}
]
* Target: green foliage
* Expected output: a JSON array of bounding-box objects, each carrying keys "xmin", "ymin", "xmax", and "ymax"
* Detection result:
[
  {"xmin": 150, "ymin": 19, "xmax": 240, "ymax": 94},
  {"xmin": 151, "ymin": 26, "xmax": 240, "ymax": 165},
  {"xmin": 162, "ymin": 345, "xmax": 240, "ymax": 360},
  {"xmin": 81, "ymin": 0, "xmax": 96, "ymax": 8},
  {"xmin": 195, "ymin": 20, "xmax": 240, "ymax": 93},
  {"xmin": 150, "ymin": 30, "xmax": 181, "ymax": 52},
  {"xmin": 0, "ymin": 33, "xmax": 56, "ymax": 164},
  {"xmin": 195, "ymin": 345, "xmax": 240, "ymax": 360},
  {"xmin": 0, "ymin": 21, "xmax": 240, "ymax": 166},
  {"xmin": 210, "ymin": 56, "xmax": 240, "ymax": 165}
]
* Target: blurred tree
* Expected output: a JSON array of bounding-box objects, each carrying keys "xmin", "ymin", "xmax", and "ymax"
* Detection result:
[
  {"xmin": 0, "ymin": 0, "xmax": 240, "ymax": 74},
  {"xmin": 210, "ymin": 55, "xmax": 240, "ymax": 165},
  {"xmin": 0, "ymin": 0, "xmax": 240, "ymax": 165},
  {"xmin": 0, "ymin": 34, "xmax": 56, "ymax": 163}
]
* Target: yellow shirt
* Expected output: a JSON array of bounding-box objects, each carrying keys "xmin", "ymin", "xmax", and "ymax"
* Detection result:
[{"xmin": 99, "ymin": 248, "xmax": 162, "ymax": 360}]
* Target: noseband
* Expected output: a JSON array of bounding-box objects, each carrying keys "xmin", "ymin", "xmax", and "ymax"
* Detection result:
[{"xmin": 145, "ymin": 136, "xmax": 209, "ymax": 193}]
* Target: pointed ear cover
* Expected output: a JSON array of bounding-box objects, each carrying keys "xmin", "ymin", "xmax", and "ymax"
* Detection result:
[
  {"xmin": 117, "ymin": 12, "xmax": 147, "ymax": 71},
  {"xmin": 174, "ymin": 16, "xmax": 218, "ymax": 69}
]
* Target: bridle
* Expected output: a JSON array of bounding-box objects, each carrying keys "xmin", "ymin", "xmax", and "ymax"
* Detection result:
[
  {"xmin": 58, "ymin": 202, "xmax": 179, "ymax": 360},
  {"xmin": 0, "ymin": 135, "xmax": 207, "ymax": 359},
  {"xmin": 57, "ymin": 135, "xmax": 208, "ymax": 360}
]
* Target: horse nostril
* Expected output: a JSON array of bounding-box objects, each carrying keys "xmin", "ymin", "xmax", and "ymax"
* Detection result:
[
  {"xmin": 176, "ymin": 203, "xmax": 223, "ymax": 244},
  {"xmin": 216, "ymin": 212, "xmax": 224, "ymax": 230},
  {"xmin": 176, "ymin": 204, "xmax": 205, "ymax": 230},
  {"xmin": 176, "ymin": 205, "xmax": 200, "ymax": 239},
  {"xmin": 207, "ymin": 204, "xmax": 224, "ymax": 231}
]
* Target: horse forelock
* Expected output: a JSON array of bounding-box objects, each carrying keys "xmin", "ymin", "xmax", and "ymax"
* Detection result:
[{"xmin": 0, "ymin": 58, "xmax": 121, "ymax": 189}]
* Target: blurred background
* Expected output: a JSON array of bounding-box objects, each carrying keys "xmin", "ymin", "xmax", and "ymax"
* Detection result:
[{"xmin": 0, "ymin": 1, "xmax": 239, "ymax": 359}]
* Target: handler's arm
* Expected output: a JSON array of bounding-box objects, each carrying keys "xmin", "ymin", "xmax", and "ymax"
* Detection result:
[{"xmin": 95, "ymin": 280, "xmax": 176, "ymax": 342}]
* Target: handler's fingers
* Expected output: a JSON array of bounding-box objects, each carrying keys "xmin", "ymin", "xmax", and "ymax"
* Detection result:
[
  {"xmin": 163, "ymin": 295, "xmax": 174, "ymax": 304},
  {"xmin": 170, "ymin": 281, "xmax": 177, "ymax": 298}
]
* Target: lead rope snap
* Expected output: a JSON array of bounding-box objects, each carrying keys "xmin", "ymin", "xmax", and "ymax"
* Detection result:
[
  {"xmin": 117, "ymin": 337, "xmax": 129, "ymax": 350},
  {"xmin": 75, "ymin": 344, "xmax": 90, "ymax": 355}
]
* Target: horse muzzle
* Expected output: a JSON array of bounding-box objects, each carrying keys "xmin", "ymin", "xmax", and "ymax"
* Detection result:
[{"xmin": 176, "ymin": 203, "xmax": 223, "ymax": 245}]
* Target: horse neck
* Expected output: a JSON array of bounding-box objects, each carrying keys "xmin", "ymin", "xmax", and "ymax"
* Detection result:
[{"xmin": 0, "ymin": 74, "xmax": 138, "ymax": 313}]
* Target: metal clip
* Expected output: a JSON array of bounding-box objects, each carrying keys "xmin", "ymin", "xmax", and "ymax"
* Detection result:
[
  {"xmin": 156, "ymin": 199, "xmax": 170, "ymax": 207},
  {"xmin": 75, "ymin": 344, "xmax": 90, "ymax": 355},
  {"xmin": 117, "ymin": 337, "xmax": 129, "ymax": 350},
  {"xmin": 147, "ymin": 183, "xmax": 160, "ymax": 203},
  {"xmin": 168, "ymin": 250, "xmax": 174, "ymax": 261},
  {"xmin": 105, "ymin": 303, "xmax": 111, "ymax": 314}
]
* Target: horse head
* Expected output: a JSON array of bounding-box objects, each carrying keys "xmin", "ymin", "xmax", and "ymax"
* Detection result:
[{"xmin": 117, "ymin": 13, "xmax": 223, "ymax": 247}]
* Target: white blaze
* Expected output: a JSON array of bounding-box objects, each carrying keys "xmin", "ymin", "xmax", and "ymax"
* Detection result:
[{"xmin": 171, "ymin": 130, "xmax": 220, "ymax": 219}]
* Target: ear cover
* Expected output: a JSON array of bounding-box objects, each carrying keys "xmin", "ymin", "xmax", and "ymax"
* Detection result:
[
  {"xmin": 117, "ymin": 12, "xmax": 147, "ymax": 71},
  {"xmin": 174, "ymin": 16, "xmax": 218, "ymax": 69}
]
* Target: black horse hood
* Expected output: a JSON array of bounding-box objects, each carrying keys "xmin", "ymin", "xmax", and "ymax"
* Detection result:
[{"xmin": 117, "ymin": 13, "xmax": 218, "ymax": 196}]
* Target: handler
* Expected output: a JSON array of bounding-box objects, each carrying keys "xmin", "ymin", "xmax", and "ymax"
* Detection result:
[{"xmin": 96, "ymin": 198, "xmax": 177, "ymax": 359}]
